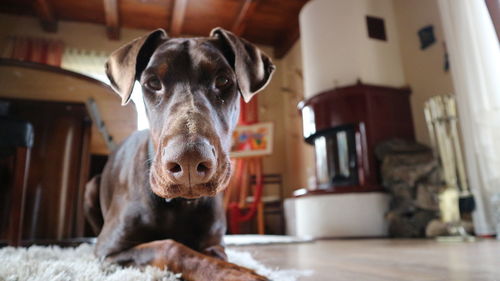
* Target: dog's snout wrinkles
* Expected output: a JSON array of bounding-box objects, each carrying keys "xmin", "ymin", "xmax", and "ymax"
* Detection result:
[{"xmin": 162, "ymin": 136, "xmax": 216, "ymax": 186}]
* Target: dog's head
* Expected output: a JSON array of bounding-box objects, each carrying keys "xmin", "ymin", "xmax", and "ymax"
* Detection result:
[{"xmin": 105, "ymin": 28, "xmax": 275, "ymax": 199}]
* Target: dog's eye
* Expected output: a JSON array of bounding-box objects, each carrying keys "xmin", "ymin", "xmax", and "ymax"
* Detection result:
[
  {"xmin": 215, "ymin": 75, "xmax": 231, "ymax": 89},
  {"xmin": 146, "ymin": 77, "xmax": 162, "ymax": 91}
]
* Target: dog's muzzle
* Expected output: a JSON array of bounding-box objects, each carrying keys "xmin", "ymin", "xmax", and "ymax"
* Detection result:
[
  {"xmin": 161, "ymin": 135, "xmax": 217, "ymax": 186},
  {"xmin": 150, "ymin": 135, "xmax": 228, "ymax": 198}
]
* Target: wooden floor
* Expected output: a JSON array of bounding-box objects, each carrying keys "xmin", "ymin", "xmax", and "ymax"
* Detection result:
[{"xmin": 231, "ymin": 239, "xmax": 500, "ymax": 281}]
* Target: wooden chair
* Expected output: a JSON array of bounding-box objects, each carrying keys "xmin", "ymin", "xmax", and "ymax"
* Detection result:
[
  {"xmin": 249, "ymin": 174, "xmax": 285, "ymax": 235},
  {"xmin": 224, "ymin": 158, "xmax": 265, "ymax": 234}
]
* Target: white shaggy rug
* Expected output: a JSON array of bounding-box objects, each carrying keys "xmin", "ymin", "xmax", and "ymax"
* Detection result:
[
  {"xmin": 225, "ymin": 235, "xmax": 313, "ymax": 246},
  {"xmin": 0, "ymin": 243, "xmax": 312, "ymax": 281}
]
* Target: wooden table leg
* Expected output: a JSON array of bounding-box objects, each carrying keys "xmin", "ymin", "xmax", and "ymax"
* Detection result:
[
  {"xmin": 7, "ymin": 147, "xmax": 31, "ymax": 246},
  {"xmin": 257, "ymin": 201, "xmax": 265, "ymax": 234}
]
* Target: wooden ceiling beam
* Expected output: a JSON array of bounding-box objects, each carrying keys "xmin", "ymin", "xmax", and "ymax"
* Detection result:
[
  {"xmin": 231, "ymin": 0, "xmax": 259, "ymax": 36},
  {"xmin": 274, "ymin": 23, "xmax": 301, "ymax": 59},
  {"xmin": 274, "ymin": 0, "xmax": 310, "ymax": 59},
  {"xmin": 170, "ymin": 0, "xmax": 188, "ymax": 37},
  {"xmin": 34, "ymin": 0, "xmax": 58, "ymax": 32},
  {"xmin": 104, "ymin": 0, "xmax": 120, "ymax": 40}
]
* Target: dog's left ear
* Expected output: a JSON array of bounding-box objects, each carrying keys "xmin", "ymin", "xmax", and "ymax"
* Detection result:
[
  {"xmin": 210, "ymin": 28, "xmax": 275, "ymax": 103},
  {"xmin": 106, "ymin": 29, "xmax": 168, "ymax": 105}
]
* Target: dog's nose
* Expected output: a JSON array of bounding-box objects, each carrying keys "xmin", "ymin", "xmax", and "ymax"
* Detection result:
[{"xmin": 162, "ymin": 136, "xmax": 216, "ymax": 186}]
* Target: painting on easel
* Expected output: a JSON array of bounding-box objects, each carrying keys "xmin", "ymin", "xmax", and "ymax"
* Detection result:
[{"xmin": 230, "ymin": 122, "xmax": 274, "ymax": 158}]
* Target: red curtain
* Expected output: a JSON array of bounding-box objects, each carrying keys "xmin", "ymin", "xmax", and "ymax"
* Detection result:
[{"xmin": 3, "ymin": 36, "xmax": 64, "ymax": 67}]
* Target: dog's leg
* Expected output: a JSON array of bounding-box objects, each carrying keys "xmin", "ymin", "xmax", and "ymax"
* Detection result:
[
  {"xmin": 84, "ymin": 175, "xmax": 104, "ymax": 235},
  {"xmin": 202, "ymin": 244, "xmax": 228, "ymax": 261},
  {"xmin": 106, "ymin": 239, "xmax": 268, "ymax": 281}
]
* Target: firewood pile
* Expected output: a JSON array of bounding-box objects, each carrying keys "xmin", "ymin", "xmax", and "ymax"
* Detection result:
[{"xmin": 375, "ymin": 139, "xmax": 444, "ymax": 237}]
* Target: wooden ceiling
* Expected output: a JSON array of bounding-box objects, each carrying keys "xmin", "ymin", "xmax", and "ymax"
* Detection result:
[{"xmin": 0, "ymin": 0, "xmax": 309, "ymax": 58}]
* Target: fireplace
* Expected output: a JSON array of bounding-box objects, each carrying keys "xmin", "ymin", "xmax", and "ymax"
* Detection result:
[
  {"xmin": 282, "ymin": 0, "xmax": 418, "ymax": 238},
  {"xmin": 296, "ymin": 83, "xmax": 415, "ymax": 196},
  {"xmin": 313, "ymin": 124, "xmax": 359, "ymax": 189}
]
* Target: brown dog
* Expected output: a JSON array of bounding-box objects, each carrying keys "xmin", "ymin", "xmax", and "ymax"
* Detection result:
[{"xmin": 84, "ymin": 28, "xmax": 274, "ymax": 281}]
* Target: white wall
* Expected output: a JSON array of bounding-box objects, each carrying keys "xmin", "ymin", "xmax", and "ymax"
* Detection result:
[
  {"xmin": 393, "ymin": 0, "xmax": 454, "ymax": 145},
  {"xmin": 300, "ymin": 0, "xmax": 406, "ymax": 98}
]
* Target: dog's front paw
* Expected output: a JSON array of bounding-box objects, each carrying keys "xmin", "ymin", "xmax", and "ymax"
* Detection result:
[
  {"xmin": 210, "ymin": 262, "xmax": 269, "ymax": 281},
  {"xmin": 202, "ymin": 245, "xmax": 228, "ymax": 261},
  {"xmin": 226, "ymin": 269, "xmax": 269, "ymax": 281},
  {"xmin": 104, "ymin": 252, "xmax": 142, "ymax": 267}
]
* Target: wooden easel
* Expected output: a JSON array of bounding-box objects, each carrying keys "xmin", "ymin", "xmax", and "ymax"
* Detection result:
[{"xmin": 224, "ymin": 157, "xmax": 265, "ymax": 234}]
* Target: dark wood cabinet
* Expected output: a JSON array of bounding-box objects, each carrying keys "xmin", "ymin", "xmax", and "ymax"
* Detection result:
[
  {"xmin": 0, "ymin": 98, "xmax": 91, "ymax": 244},
  {"xmin": 296, "ymin": 83, "xmax": 414, "ymax": 196}
]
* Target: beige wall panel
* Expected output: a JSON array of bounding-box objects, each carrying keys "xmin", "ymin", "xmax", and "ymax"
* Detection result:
[
  {"xmin": 0, "ymin": 63, "xmax": 137, "ymax": 154},
  {"xmin": 393, "ymin": 0, "xmax": 454, "ymax": 145}
]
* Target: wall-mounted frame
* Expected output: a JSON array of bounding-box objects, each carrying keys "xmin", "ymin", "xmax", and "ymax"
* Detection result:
[{"xmin": 230, "ymin": 122, "xmax": 274, "ymax": 158}]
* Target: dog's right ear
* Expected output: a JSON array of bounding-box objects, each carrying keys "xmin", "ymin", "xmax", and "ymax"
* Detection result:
[{"xmin": 105, "ymin": 29, "xmax": 167, "ymax": 105}]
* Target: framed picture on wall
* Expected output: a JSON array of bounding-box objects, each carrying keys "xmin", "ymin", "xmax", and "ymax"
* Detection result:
[{"xmin": 230, "ymin": 122, "xmax": 274, "ymax": 158}]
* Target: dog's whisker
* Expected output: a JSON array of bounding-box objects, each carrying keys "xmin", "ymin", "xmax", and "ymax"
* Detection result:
[{"xmin": 142, "ymin": 157, "xmax": 154, "ymax": 167}]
